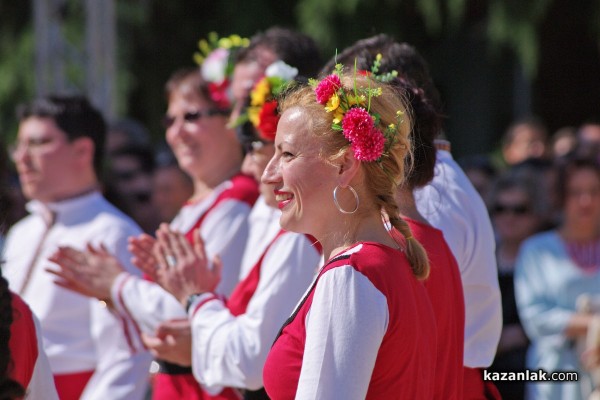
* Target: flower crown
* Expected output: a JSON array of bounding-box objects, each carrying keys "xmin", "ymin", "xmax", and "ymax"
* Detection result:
[
  {"xmin": 309, "ymin": 58, "xmax": 403, "ymax": 163},
  {"xmin": 240, "ymin": 61, "xmax": 299, "ymax": 141},
  {"xmin": 193, "ymin": 32, "xmax": 250, "ymax": 110}
]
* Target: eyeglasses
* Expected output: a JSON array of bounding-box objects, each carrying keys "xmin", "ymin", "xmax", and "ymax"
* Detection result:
[
  {"xmin": 492, "ymin": 203, "xmax": 532, "ymax": 216},
  {"xmin": 162, "ymin": 109, "xmax": 228, "ymax": 129},
  {"xmin": 9, "ymin": 136, "xmax": 64, "ymax": 160}
]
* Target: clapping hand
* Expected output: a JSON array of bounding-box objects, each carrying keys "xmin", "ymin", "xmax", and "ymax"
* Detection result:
[
  {"xmin": 152, "ymin": 223, "xmax": 222, "ymax": 306},
  {"xmin": 128, "ymin": 233, "xmax": 160, "ymax": 280},
  {"xmin": 47, "ymin": 243, "xmax": 125, "ymax": 303},
  {"xmin": 142, "ymin": 319, "xmax": 192, "ymax": 367}
]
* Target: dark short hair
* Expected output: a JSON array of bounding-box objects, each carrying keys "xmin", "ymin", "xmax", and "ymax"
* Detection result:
[
  {"xmin": 236, "ymin": 27, "xmax": 322, "ymax": 78},
  {"xmin": 321, "ymin": 34, "xmax": 441, "ymax": 112},
  {"xmin": 555, "ymin": 153, "xmax": 600, "ymax": 208},
  {"xmin": 16, "ymin": 95, "xmax": 106, "ymax": 177}
]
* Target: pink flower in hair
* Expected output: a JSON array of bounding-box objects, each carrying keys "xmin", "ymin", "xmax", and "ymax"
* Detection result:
[
  {"xmin": 341, "ymin": 107, "xmax": 385, "ymax": 162},
  {"xmin": 315, "ymin": 74, "xmax": 341, "ymax": 104}
]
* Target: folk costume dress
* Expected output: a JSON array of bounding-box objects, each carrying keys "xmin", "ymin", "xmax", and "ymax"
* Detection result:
[
  {"xmin": 415, "ymin": 149, "xmax": 502, "ymax": 399},
  {"xmin": 110, "ymin": 173, "xmax": 258, "ymax": 400},
  {"xmin": 185, "ymin": 196, "xmax": 322, "ymax": 397},
  {"xmin": 3, "ymin": 191, "xmax": 152, "ymax": 400},
  {"xmin": 405, "ymin": 218, "xmax": 465, "ymax": 400},
  {"xmin": 9, "ymin": 291, "xmax": 58, "ymax": 399},
  {"xmin": 263, "ymin": 242, "xmax": 437, "ymax": 400}
]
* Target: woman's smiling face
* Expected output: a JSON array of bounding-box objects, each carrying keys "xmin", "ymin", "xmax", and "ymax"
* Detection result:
[{"xmin": 262, "ymin": 107, "xmax": 338, "ymax": 235}]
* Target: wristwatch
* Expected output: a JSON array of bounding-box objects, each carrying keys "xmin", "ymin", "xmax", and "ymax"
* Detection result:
[{"xmin": 185, "ymin": 292, "xmax": 207, "ymax": 313}]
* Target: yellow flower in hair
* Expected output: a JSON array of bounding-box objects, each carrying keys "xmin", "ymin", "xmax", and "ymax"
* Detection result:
[
  {"xmin": 388, "ymin": 123, "xmax": 396, "ymax": 130},
  {"xmin": 332, "ymin": 108, "xmax": 345, "ymax": 125},
  {"xmin": 218, "ymin": 37, "xmax": 233, "ymax": 49},
  {"xmin": 251, "ymin": 78, "xmax": 270, "ymax": 106},
  {"xmin": 198, "ymin": 39, "xmax": 211, "ymax": 55},
  {"xmin": 348, "ymin": 94, "xmax": 367, "ymax": 107},
  {"xmin": 248, "ymin": 106, "xmax": 260, "ymax": 126},
  {"xmin": 325, "ymin": 93, "xmax": 340, "ymax": 113}
]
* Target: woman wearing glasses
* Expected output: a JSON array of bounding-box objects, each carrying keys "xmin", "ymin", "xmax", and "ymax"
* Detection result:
[
  {"xmin": 487, "ymin": 170, "xmax": 548, "ymax": 400},
  {"xmin": 49, "ymin": 66, "xmax": 258, "ymax": 400},
  {"xmin": 515, "ymin": 154, "xmax": 600, "ymax": 400}
]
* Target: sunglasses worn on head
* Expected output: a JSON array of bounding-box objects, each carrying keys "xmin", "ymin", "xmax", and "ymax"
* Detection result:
[
  {"xmin": 492, "ymin": 203, "xmax": 531, "ymax": 215},
  {"xmin": 162, "ymin": 109, "xmax": 228, "ymax": 129}
]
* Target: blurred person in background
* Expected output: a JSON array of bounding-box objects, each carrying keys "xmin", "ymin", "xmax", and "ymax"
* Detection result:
[
  {"xmin": 104, "ymin": 119, "xmax": 159, "ymax": 233},
  {"xmin": 459, "ymin": 154, "xmax": 498, "ymax": 206},
  {"xmin": 326, "ymin": 34, "xmax": 502, "ymax": 399},
  {"xmin": 152, "ymin": 146, "xmax": 194, "ymax": 224},
  {"xmin": 515, "ymin": 153, "xmax": 600, "ymax": 400},
  {"xmin": 577, "ymin": 119, "xmax": 600, "ymax": 147},
  {"xmin": 551, "ymin": 126, "xmax": 578, "ymax": 160},
  {"xmin": 104, "ymin": 144, "xmax": 158, "ymax": 233},
  {"xmin": 501, "ymin": 116, "xmax": 549, "ymax": 167},
  {"xmin": 105, "ymin": 117, "xmax": 153, "ymax": 156},
  {"xmin": 487, "ymin": 170, "xmax": 549, "ymax": 400},
  {"xmin": 511, "ymin": 158, "xmax": 561, "ymax": 230},
  {"xmin": 3, "ymin": 95, "xmax": 151, "ymax": 400}
]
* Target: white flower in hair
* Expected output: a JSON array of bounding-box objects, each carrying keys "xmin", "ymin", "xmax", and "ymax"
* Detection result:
[
  {"xmin": 265, "ymin": 60, "xmax": 298, "ymax": 80},
  {"xmin": 201, "ymin": 48, "xmax": 229, "ymax": 84}
]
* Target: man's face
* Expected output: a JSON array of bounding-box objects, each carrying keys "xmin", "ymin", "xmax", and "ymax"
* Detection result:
[{"xmin": 12, "ymin": 117, "xmax": 82, "ymax": 202}]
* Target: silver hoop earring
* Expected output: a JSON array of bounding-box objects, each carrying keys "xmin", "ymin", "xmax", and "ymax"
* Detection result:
[{"xmin": 333, "ymin": 185, "xmax": 359, "ymax": 214}]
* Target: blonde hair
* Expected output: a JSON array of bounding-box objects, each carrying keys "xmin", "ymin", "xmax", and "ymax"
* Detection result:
[{"xmin": 279, "ymin": 75, "xmax": 429, "ymax": 279}]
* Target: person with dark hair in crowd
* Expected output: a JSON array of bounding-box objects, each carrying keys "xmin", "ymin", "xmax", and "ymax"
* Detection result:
[
  {"xmin": 459, "ymin": 154, "xmax": 498, "ymax": 204},
  {"xmin": 152, "ymin": 146, "xmax": 194, "ymax": 224},
  {"xmin": 230, "ymin": 27, "xmax": 322, "ymax": 123},
  {"xmin": 501, "ymin": 116, "xmax": 549, "ymax": 167},
  {"xmin": 486, "ymin": 170, "xmax": 549, "ymax": 400},
  {"xmin": 515, "ymin": 154, "xmax": 600, "ymax": 400},
  {"xmin": 326, "ymin": 34, "xmax": 502, "ymax": 399},
  {"xmin": 49, "ymin": 54, "xmax": 259, "ymax": 398},
  {"xmin": 104, "ymin": 143, "xmax": 159, "ymax": 233},
  {"xmin": 577, "ymin": 119, "xmax": 600, "ymax": 147},
  {"xmin": 3, "ymin": 95, "xmax": 151, "ymax": 400},
  {"xmin": 105, "ymin": 118, "xmax": 153, "ymax": 156}
]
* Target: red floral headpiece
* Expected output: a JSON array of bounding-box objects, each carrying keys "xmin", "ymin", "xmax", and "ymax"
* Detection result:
[
  {"xmin": 242, "ymin": 61, "xmax": 299, "ymax": 142},
  {"xmin": 310, "ymin": 59, "xmax": 403, "ymax": 163}
]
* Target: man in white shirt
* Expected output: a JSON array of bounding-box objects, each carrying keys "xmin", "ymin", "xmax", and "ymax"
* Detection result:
[{"xmin": 3, "ymin": 95, "xmax": 151, "ymax": 400}]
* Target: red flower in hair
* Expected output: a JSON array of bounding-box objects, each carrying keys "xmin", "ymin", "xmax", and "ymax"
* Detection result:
[
  {"xmin": 208, "ymin": 80, "xmax": 231, "ymax": 110},
  {"xmin": 315, "ymin": 74, "xmax": 341, "ymax": 104},
  {"xmin": 341, "ymin": 107, "xmax": 385, "ymax": 162},
  {"xmin": 257, "ymin": 100, "xmax": 279, "ymax": 141}
]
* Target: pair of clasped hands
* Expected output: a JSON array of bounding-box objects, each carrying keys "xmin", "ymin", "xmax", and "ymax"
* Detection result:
[{"xmin": 47, "ymin": 223, "xmax": 219, "ymax": 366}]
